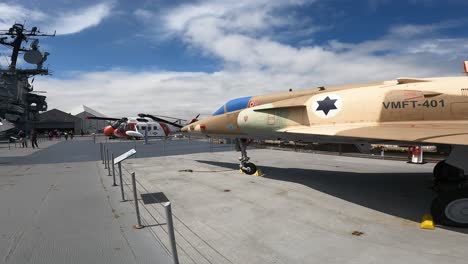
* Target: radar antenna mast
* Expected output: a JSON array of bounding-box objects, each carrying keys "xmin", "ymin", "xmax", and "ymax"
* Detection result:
[{"xmin": 0, "ymin": 23, "xmax": 55, "ymax": 72}]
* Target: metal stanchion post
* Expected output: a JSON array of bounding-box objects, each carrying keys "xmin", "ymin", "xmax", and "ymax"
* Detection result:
[
  {"xmin": 163, "ymin": 137, "xmax": 166, "ymax": 155},
  {"xmin": 210, "ymin": 137, "xmax": 213, "ymax": 152},
  {"xmin": 100, "ymin": 143, "xmax": 103, "ymax": 163},
  {"xmin": 93, "ymin": 133, "xmax": 96, "ymax": 144},
  {"xmin": 103, "ymin": 144, "xmax": 106, "ymax": 166},
  {"xmin": 102, "ymin": 143, "xmax": 105, "ymax": 163},
  {"xmin": 131, "ymin": 172, "xmax": 143, "ymax": 229},
  {"xmin": 162, "ymin": 202, "xmax": 179, "ymax": 264},
  {"xmin": 112, "ymin": 153, "xmax": 117, "ymax": 186},
  {"xmin": 107, "ymin": 149, "xmax": 112, "ymax": 176},
  {"xmin": 118, "ymin": 163, "xmax": 125, "ymax": 201}
]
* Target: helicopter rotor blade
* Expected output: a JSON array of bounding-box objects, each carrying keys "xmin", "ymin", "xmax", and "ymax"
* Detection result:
[
  {"xmin": 85, "ymin": 116, "xmax": 121, "ymax": 121},
  {"xmin": 153, "ymin": 114, "xmax": 187, "ymax": 122},
  {"xmin": 138, "ymin": 113, "xmax": 184, "ymax": 128},
  {"xmin": 138, "ymin": 113, "xmax": 187, "ymax": 122}
]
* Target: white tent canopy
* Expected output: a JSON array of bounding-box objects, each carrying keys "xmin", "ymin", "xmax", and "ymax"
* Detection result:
[{"xmin": 71, "ymin": 105, "xmax": 107, "ymax": 117}]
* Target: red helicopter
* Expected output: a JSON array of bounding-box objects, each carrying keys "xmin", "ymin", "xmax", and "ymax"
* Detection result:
[{"xmin": 87, "ymin": 113, "xmax": 198, "ymax": 139}]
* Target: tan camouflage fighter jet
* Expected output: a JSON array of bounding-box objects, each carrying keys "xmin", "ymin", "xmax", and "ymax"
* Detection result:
[{"xmin": 182, "ymin": 62, "xmax": 468, "ymax": 227}]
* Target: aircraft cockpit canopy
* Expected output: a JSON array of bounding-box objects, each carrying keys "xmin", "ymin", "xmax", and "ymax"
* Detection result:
[
  {"xmin": 118, "ymin": 123, "xmax": 126, "ymax": 132},
  {"xmin": 213, "ymin": 96, "xmax": 252, "ymax": 116}
]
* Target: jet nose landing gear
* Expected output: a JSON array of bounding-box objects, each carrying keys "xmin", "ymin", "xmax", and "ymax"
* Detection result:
[
  {"xmin": 431, "ymin": 190, "xmax": 468, "ymax": 228},
  {"xmin": 431, "ymin": 157, "xmax": 468, "ymax": 227},
  {"xmin": 235, "ymin": 138, "xmax": 257, "ymax": 175},
  {"xmin": 240, "ymin": 159, "xmax": 257, "ymax": 175}
]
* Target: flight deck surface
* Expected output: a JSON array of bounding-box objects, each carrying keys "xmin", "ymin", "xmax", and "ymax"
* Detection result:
[
  {"xmin": 0, "ymin": 138, "xmax": 172, "ymax": 264},
  {"xmin": 122, "ymin": 145, "xmax": 468, "ymax": 264},
  {"xmin": 1, "ymin": 137, "xmax": 467, "ymax": 264}
]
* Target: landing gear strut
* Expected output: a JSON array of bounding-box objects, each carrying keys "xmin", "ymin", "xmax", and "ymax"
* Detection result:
[
  {"xmin": 235, "ymin": 138, "xmax": 257, "ymax": 175},
  {"xmin": 431, "ymin": 160, "xmax": 468, "ymax": 227}
]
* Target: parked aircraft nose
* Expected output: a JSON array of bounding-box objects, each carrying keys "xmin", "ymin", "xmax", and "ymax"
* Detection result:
[
  {"xmin": 181, "ymin": 122, "xmax": 202, "ymax": 134},
  {"xmin": 103, "ymin": 126, "xmax": 115, "ymax": 136},
  {"xmin": 181, "ymin": 114, "xmax": 242, "ymax": 135}
]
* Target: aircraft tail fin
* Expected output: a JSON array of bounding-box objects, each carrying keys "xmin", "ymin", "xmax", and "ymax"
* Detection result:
[{"xmin": 464, "ymin": 61, "xmax": 468, "ymax": 74}]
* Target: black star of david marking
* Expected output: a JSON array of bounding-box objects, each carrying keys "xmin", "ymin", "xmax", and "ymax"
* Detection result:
[{"xmin": 316, "ymin": 96, "xmax": 338, "ymax": 115}]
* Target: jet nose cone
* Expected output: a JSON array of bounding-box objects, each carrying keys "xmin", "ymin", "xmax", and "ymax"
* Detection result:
[{"xmin": 181, "ymin": 122, "xmax": 202, "ymax": 134}]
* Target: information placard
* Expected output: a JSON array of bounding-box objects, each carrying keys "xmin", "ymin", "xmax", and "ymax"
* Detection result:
[{"xmin": 114, "ymin": 149, "xmax": 136, "ymax": 164}]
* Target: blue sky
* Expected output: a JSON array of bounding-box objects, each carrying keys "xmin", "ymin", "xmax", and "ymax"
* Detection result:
[{"xmin": 1, "ymin": 0, "xmax": 468, "ymax": 117}]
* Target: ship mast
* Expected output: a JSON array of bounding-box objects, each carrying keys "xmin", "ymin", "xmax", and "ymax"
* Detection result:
[{"xmin": 0, "ymin": 23, "xmax": 55, "ymax": 72}]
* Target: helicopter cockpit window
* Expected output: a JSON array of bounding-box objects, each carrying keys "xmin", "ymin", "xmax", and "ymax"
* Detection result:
[
  {"xmin": 154, "ymin": 126, "xmax": 158, "ymax": 130},
  {"xmin": 140, "ymin": 126, "xmax": 146, "ymax": 130},
  {"xmin": 147, "ymin": 126, "xmax": 151, "ymax": 131}
]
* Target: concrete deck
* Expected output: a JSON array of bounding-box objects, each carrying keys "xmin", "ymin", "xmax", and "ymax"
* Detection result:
[
  {"xmin": 0, "ymin": 138, "xmax": 173, "ymax": 264},
  {"xmin": 120, "ymin": 148, "xmax": 468, "ymax": 264},
  {"xmin": 2, "ymin": 137, "xmax": 468, "ymax": 263}
]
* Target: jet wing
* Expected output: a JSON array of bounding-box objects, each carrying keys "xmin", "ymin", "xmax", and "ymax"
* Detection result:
[{"xmin": 278, "ymin": 121, "xmax": 468, "ymax": 145}]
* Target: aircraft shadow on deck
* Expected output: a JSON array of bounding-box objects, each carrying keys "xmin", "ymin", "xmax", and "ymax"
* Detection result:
[{"xmin": 195, "ymin": 160, "xmax": 468, "ymax": 235}]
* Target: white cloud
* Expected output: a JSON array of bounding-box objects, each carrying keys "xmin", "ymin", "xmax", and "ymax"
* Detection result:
[
  {"xmin": 0, "ymin": 2, "xmax": 113, "ymax": 35},
  {"xmin": 36, "ymin": 0, "xmax": 468, "ymax": 117},
  {"xmin": 52, "ymin": 3, "xmax": 113, "ymax": 35},
  {"xmin": 0, "ymin": 2, "xmax": 114, "ymax": 67},
  {"xmin": 389, "ymin": 20, "xmax": 465, "ymax": 37},
  {"xmin": 162, "ymin": 0, "xmax": 303, "ymax": 33},
  {"xmin": 154, "ymin": 0, "xmax": 468, "ymax": 74},
  {"xmin": 36, "ymin": 55, "xmax": 452, "ymax": 119},
  {"xmin": 0, "ymin": 3, "xmax": 46, "ymax": 29}
]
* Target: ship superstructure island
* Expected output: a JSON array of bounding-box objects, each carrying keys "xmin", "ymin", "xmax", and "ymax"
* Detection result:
[{"xmin": 0, "ymin": 23, "xmax": 55, "ymax": 138}]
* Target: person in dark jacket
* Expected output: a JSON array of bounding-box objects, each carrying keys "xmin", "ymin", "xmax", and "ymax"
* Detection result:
[
  {"xmin": 18, "ymin": 130, "xmax": 27, "ymax": 148},
  {"xmin": 31, "ymin": 129, "xmax": 39, "ymax": 149}
]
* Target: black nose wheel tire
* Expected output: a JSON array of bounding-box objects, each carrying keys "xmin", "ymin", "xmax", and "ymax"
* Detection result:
[
  {"xmin": 241, "ymin": 162, "xmax": 257, "ymax": 175},
  {"xmin": 433, "ymin": 160, "xmax": 465, "ymax": 183},
  {"xmin": 431, "ymin": 190, "xmax": 468, "ymax": 228},
  {"xmin": 433, "ymin": 160, "xmax": 446, "ymax": 180}
]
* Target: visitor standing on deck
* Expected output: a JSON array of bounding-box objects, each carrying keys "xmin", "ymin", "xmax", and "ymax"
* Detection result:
[
  {"xmin": 31, "ymin": 129, "xmax": 39, "ymax": 149},
  {"xmin": 18, "ymin": 130, "xmax": 27, "ymax": 148}
]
